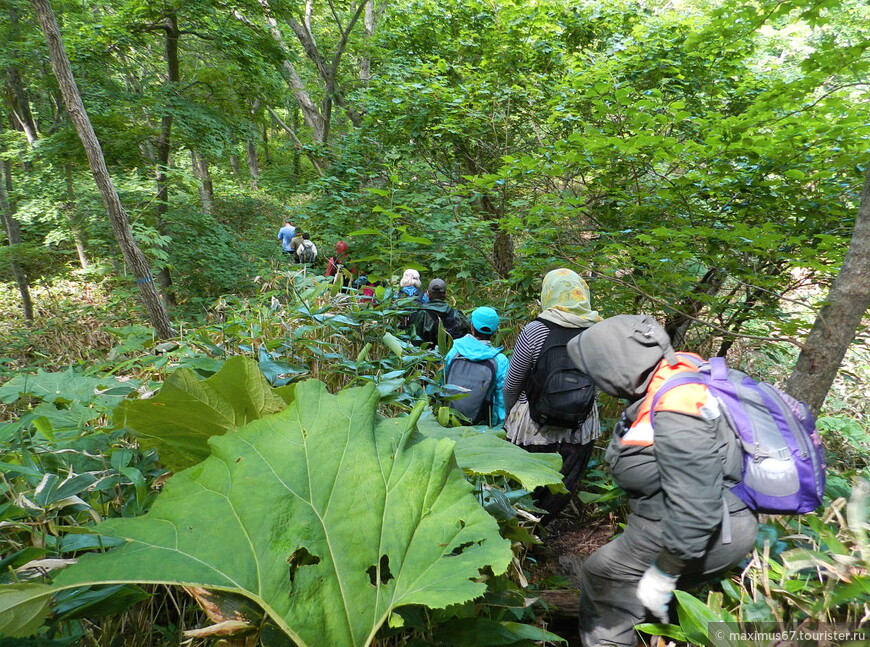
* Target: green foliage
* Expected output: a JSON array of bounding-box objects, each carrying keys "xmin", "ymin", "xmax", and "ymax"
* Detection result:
[
  {"xmin": 115, "ymin": 356, "xmax": 291, "ymax": 472},
  {"xmin": 3, "ymin": 0, "xmax": 870, "ymax": 644},
  {"xmin": 32, "ymin": 381, "xmax": 516, "ymax": 647},
  {"xmin": 416, "ymin": 420, "xmax": 565, "ymax": 494}
]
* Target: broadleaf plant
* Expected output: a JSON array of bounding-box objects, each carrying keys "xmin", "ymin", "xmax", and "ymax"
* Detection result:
[
  {"xmin": 114, "ymin": 356, "xmax": 293, "ymax": 471},
  {"xmin": 416, "ymin": 418, "xmax": 566, "ymax": 492},
  {"xmin": 27, "ymin": 380, "xmax": 513, "ymax": 646}
]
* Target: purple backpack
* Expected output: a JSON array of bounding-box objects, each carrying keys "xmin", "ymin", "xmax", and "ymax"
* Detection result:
[{"xmin": 651, "ymin": 356, "xmax": 826, "ymax": 515}]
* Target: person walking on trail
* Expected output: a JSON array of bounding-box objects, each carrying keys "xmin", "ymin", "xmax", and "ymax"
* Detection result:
[
  {"xmin": 296, "ymin": 232, "xmax": 318, "ymax": 265},
  {"xmin": 503, "ymin": 268, "xmax": 602, "ymax": 522},
  {"xmin": 443, "ymin": 306, "xmax": 509, "ymax": 427},
  {"xmin": 325, "ymin": 241, "xmax": 352, "ymax": 278},
  {"xmin": 408, "ymin": 278, "xmax": 469, "ymax": 347},
  {"xmin": 565, "ymin": 314, "xmax": 758, "ymax": 647},
  {"xmin": 289, "ymin": 230, "xmax": 305, "ymax": 262},
  {"xmin": 398, "ymin": 268, "xmax": 423, "ymax": 298},
  {"xmin": 277, "ymin": 220, "xmax": 297, "ymax": 257}
]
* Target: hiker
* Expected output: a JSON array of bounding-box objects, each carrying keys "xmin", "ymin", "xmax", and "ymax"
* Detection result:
[
  {"xmin": 289, "ymin": 230, "xmax": 305, "ymax": 262},
  {"xmin": 296, "ymin": 232, "xmax": 318, "ymax": 265},
  {"xmin": 503, "ymin": 268, "xmax": 601, "ymax": 522},
  {"xmin": 408, "ymin": 278, "xmax": 469, "ymax": 347},
  {"xmin": 277, "ymin": 220, "xmax": 297, "ymax": 258},
  {"xmin": 325, "ymin": 241, "xmax": 351, "ymax": 278},
  {"xmin": 397, "ymin": 269, "xmax": 423, "ymax": 298},
  {"xmin": 352, "ymin": 275, "xmax": 378, "ymax": 305},
  {"xmin": 565, "ymin": 314, "xmax": 758, "ymax": 647},
  {"xmin": 443, "ymin": 306, "xmax": 509, "ymax": 426}
]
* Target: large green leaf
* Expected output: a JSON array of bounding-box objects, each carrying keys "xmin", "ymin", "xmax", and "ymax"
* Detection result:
[
  {"xmin": 416, "ymin": 420, "xmax": 566, "ymax": 492},
  {"xmin": 0, "ymin": 584, "xmax": 53, "ymax": 637},
  {"xmin": 434, "ymin": 617, "xmax": 567, "ymax": 645},
  {"xmin": 0, "ymin": 369, "xmax": 111, "ymax": 405},
  {"xmin": 114, "ymin": 357, "xmax": 292, "ymax": 471},
  {"xmin": 48, "ymin": 381, "xmax": 512, "ymax": 647}
]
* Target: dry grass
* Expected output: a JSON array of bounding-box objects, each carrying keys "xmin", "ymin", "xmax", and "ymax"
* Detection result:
[{"xmin": 0, "ymin": 278, "xmax": 142, "ymax": 371}]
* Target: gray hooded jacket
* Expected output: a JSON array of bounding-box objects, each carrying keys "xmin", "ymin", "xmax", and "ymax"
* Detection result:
[{"xmin": 568, "ymin": 315, "xmax": 746, "ymax": 575}]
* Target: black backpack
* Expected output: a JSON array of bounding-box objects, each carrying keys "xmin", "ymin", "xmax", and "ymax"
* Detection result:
[
  {"xmin": 445, "ymin": 355, "xmax": 497, "ymax": 425},
  {"xmin": 526, "ymin": 319, "xmax": 595, "ymax": 428}
]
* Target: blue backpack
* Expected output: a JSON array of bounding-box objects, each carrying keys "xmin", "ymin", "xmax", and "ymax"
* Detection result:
[{"xmin": 651, "ymin": 355, "xmax": 825, "ymax": 515}]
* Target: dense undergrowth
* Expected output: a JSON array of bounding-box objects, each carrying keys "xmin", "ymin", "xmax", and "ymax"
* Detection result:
[{"xmin": 0, "ymin": 268, "xmax": 868, "ymax": 646}]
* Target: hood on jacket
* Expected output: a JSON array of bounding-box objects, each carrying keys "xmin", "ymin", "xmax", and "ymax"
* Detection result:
[
  {"xmin": 422, "ymin": 300, "xmax": 452, "ymax": 313},
  {"xmin": 451, "ymin": 334, "xmax": 503, "ymax": 361},
  {"xmin": 566, "ymin": 314, "xmax": 677, "ymax": 401}
]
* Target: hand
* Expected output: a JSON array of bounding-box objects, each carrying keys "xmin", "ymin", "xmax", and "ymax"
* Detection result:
[{"xmin": 636, "ymin": 565, "xmax": 678, "ymax": 623}]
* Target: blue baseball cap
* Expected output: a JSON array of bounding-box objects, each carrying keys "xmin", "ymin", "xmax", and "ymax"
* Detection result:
[{"xmin": 471, "ymin": 306, "xmax": 500, "ymax": 334}]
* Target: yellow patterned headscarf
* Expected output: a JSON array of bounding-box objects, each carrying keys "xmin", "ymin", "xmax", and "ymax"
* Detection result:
[{"xmin": 539, "ymin": 268, "xmax": 601, "ymax": 327}]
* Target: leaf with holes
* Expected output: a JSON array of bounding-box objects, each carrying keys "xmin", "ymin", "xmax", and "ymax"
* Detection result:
[{"xmin": 41, "ymin": 380, "xmax": 512, "ymax": 646}]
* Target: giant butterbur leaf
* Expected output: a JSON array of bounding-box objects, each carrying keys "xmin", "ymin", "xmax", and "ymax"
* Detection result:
[
  {"xmin": 0, "ymin": 369, "xmax": 119, "ymax": 405},
  {"xmin": 50, "ymin": 381, "xmax": 513, "ymax": 646},
  {"xmin": 114, "ymin": 356, "xmax": 292, "ymax": 471},
  {"xmin": 0, "ymin": 584, "xmax": 54, "ymax": 637},
  {"xmin": 416, "ymin": 420, "xmax": 566, "ymax": 493}
]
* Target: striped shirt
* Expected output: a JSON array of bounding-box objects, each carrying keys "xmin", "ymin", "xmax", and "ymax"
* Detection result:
[{"xmin": 503, "ymin": 319, "xmax": 600, "ymax": 445}]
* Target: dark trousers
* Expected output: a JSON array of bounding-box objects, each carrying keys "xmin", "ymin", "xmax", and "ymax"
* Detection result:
[
  {"xmin": 578, "ymin": 510, "xmax": 758, "ymax": 647},
  {"xmin": 521, "ymin": 441, "xmax": 594, "ymax": 523}
]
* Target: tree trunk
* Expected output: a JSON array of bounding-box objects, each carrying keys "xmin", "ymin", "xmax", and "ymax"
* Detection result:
[
  {"xmin": 30, "ymin": 0, "xmax": 175, "ymax": 339},
  {"xmin": 258, "ymin": 0, "xmax": 327, "ymax": 143},
  {"xmin": 5, "ymin": 66, "xmax": 39, "ymax": 146},
  {"xmin": 230, "ymin": 154, "xmax": 241, "ymax": 181},
  {"xmin": 246, "ymin": 140, "xmax": 259, "ymax": 190},
  {"xmin": 154, "ymin": 10, "xmax": 180, "ymax": 307},
  {"xmin": 190, "ymin": 149, "xmax": 213, "ymax": 215},
  {"xmin": 786, "ymin": 166, "xmax": 870, "ymax": 414},
  {"xmin": 291, "ymin": 106, "xmax": 301, "ymax": 182},
  {"xmin": 64, "ymin": 163, "xmax": 89, "ymax": 269},
  {"xmin": 492, "ymin": 228, "xmax": 514, "ymax": 279},
  {"xmin": 664, "ymin": 268, "xmax": 726, "ymax": 348},
  {"xmin": 0, "ymin": 157, "xmax": 34, "ymax": 321},
  {"xmin": 267, "ymin": 105, "xmax": 324, "ymax": 176},
  {"xmin": 4, "ymin": 8, "xmax": 39, "ymax": 146},
  {"xmin": 359, "ymin": 0, "xmax": 373, "ymax": 82}
]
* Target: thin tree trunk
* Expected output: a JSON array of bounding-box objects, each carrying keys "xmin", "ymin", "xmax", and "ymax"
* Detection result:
[
  {"xmin": 154, "ymin": 10, "xmax": 180, "ymax": 307},
  {"xmin": 266, "ymin": 105, "xmax": 324, "ymax": 176},
  {"xmin": 262, "ymin": 121, "xmax": 271, "ymax": 164},
  {"xmin": 359, "ymin": 0, "xmax": 373, "ymax": 82},
  {"xmin": 5, "ymin": 8, "xmax": 39, "ymax": 146},
  {"xmin": 786, "ymin": 166, "xmax": 870, "ymax": 414},
  {"xmin": 5, "ymin": 67, "xmax": 39, "ymax": 146},
  {"xmin": 30, "ymin": 0, "xmax": 175, "ymax": 339},
  {"xmin": 246, "ymin": 140, "xmax": 259, "ymax": 190},
  {"xmin": 492, "ymin": 227, "xmax": 514, "ymax": 279},
  {"xmin": 258, "ymin": 0, "xmax": 327, "ymax": 143},
  {"xmin": 64, "ymin": 163, "xmax": 89, "ymax": 269},
  {"xmin": 0, "ymin": 157, "xmax": 34, "ymax": 321},
  {"xmin": 190, "ymin": 149, "xmax": 213, "ymax": 215},
  {"xmin": 664, "ymin": 268, "xmax": 726, "ymax": 348},
  {"xmin": 230, "ymin": 154, "xmax": 241, "ymax": 181},
  {"xmin": 291, "ymin": 106, "xmax": 301, "ymax": 182}
]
